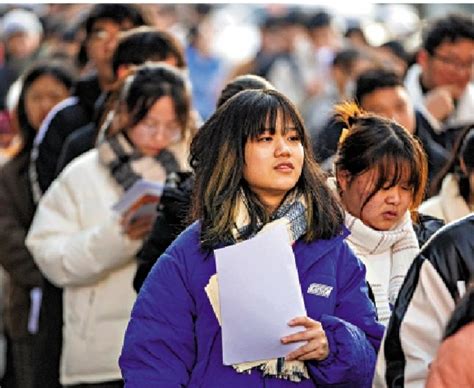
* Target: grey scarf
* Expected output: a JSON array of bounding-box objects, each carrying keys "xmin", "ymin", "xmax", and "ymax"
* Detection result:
[{"xmin": 232, "ymin": 189, "xmax": 308, "ymax": 243}]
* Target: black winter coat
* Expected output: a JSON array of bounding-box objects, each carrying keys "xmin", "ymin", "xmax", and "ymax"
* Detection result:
[
  {"xmin": 0, "ymin": 152, "xmax": 42, "ymax": 339},
  {"xmin": 133, "ymin": 172, "xmax": 194, "ymax": 292}
]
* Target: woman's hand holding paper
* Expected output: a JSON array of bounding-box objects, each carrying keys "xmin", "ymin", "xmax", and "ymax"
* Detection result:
[
  {"xmin": 281, "ymin": 316, "xmax": 329, "ymax": 362},
  {"xmin": 121, "ymin": 208, "xmax": 155, "ymax": 240}
]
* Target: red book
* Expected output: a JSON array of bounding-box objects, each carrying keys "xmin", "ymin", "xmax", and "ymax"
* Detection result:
[{"xmin": 112, "ymin": 179, "xmax": 164, "ymax": 222}]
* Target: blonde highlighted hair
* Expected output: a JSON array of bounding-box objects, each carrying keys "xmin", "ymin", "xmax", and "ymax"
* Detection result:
[{"xmin": 190, "ymin": 89, "xmax": 345, "ymax": 249}]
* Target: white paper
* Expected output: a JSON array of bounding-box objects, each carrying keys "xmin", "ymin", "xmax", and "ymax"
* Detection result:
[
  {"xmin": 28, "ymin": 287, "xmax": 43, "ymax": 334},
  {"xmin": 214, "ymin": 224, "xmax": 307, "ymax": 365}
]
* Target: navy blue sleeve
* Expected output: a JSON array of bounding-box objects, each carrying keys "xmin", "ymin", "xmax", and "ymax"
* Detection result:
[
  {"xmin": 308, "ymin": 242, "xmax": 384, "ymax": 387},
  {"xmin": 119, "ymin": 249, "xmax": 196, "ymax": 387}
]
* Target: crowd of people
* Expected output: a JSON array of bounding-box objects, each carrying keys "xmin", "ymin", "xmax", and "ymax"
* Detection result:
[{"xmin": 0, "ymin": 4, "xmax": 472, "ymax": 388}]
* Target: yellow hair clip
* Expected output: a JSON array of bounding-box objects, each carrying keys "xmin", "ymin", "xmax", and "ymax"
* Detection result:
[{"xmin": 338, "ymin": 127, "xmax": 349, "ymax": 145}]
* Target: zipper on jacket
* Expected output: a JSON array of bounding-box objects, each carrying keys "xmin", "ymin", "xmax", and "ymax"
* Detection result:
[{"xmin": 80, "ymin": 289, "xmax": 95, "ymax": 339}]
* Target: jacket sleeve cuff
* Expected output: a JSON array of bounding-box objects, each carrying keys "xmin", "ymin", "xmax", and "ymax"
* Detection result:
[{"xmin": 307, "ymin": 314, "xmax": 376, "ymax": 386}]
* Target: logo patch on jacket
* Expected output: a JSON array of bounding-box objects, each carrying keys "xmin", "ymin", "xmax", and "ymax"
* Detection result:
[{"xmin": 307, "ymin": 283, "xmax": 333, "ymax": 298}]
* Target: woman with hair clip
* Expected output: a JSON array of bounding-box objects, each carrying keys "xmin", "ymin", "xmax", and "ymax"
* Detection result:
[
  {"xmin": 0, "ymin": 61, "xmax": 74, "ymax": 388},
  {"xmin": 26, "ymin": 63, "xmax": 192, "ymax": 387},
  {"xmin": 420, "ymin": 126, "xmax": 474, "ymax": 223},
  {"xmin": 332, "ymin": 102, "xmax": 428, "ymax": 326},
  {"xmin": 120, "ymin": 89, "xmax": 384, "ymax": 387}
]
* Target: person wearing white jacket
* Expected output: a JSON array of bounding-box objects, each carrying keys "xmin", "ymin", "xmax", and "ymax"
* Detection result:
[
  {"xmin": 331, "ymin": 102, "xmax": 428, "ymax": 327},
  {"xmin": 420, "ymin": 128, "xmax": 474, "ymax": 223},
  {"xmin": 26, "ymin": 64, "xmax": 192, "ymax": 387}
]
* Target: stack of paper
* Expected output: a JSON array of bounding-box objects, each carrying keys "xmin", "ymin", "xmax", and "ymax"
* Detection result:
[{"xmin": 215, "ymin": 224, "xmax": 307, "ymax": 365}]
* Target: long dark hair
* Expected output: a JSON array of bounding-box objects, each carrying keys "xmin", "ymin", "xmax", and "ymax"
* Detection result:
[
  {"xmin": 334, "ymin": 102, "xmax": 428, "ymax": 214},
  {"xmin": 429, "ymin": 126, "xmax": 474, "ymax": 200},
  {"xmin": 16, "ymin": 61, "xmax": 75, "ymax": 157},
  {"xmin": 190, "ymin": 88, "xmax": 344, "ymax": 249}
]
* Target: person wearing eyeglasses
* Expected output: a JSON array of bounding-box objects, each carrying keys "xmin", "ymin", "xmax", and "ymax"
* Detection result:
[
  {"xmin": 404, "ymin": 14, "xmax": 474, "ymax": 148},
  {"xmin": 26, "ymin": 64, "xmax": 192, "ymax": 388}
]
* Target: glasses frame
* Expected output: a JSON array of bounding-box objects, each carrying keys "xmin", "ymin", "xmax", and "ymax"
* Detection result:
[
  {"xmin": 136, "ymin": 119, "xmax": 182, "ymax": 143},
  {"xmin": 430, "ymin": 52, "xmax": 474, "ymax": 72}
]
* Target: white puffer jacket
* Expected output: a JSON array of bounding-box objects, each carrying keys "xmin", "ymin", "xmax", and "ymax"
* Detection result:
[
  {"xmin": 419, "ymin": 174, "xmax": 471, "ymax": 223},
  {"xmin": 26, "ymin": 149, "xmax": 141, "ymax": 385}
]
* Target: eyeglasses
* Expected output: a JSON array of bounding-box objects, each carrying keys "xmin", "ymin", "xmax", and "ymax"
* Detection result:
[
  {"xmin": 137, "ymin": 120, "xmax": 182, "ymax": 142},
  {"xmin": 431, "ymin": 52, "xmax": 474, "ymax": 72},
  {"xmin": 90, "ymin": 29, "xmax": 118, "ymax": 42},
  {"xmin": 89, "ymin": 25, "xmax": 128, "ymax": 43}
]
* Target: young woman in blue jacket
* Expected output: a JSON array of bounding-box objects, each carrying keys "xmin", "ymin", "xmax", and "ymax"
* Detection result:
[{"xmin": 119, "ymin": 88, "xmax": 384, "ymax": 387}]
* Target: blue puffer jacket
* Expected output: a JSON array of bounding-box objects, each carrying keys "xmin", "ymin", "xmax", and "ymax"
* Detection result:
[{"xmin": 120, "ymin": 222, "xmax": 384, "ymax": 387}]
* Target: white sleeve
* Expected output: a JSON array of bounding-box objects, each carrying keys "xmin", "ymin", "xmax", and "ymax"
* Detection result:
[
  {"xmin": 373, "ymin": 260, "xmax": 455, "ymax": 388},
  {"xmin": 26, "ymin": 172, "xmax": 141, "ymax": 288},
  {"xmin": 418, "ymin": 198, "xmax": 445, "ymax": 222},
  {"xmin": 400, "ymin": 260, "xmax": 455, "ymax": 387}
]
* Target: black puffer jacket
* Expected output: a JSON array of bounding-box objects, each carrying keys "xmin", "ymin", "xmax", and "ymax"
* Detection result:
[
  {"xmin": 133, "ymin": 172, "xmax": 194, "ymax": 292},
  {"xmin": 413, "ymin": 212, "xmax": 445, "ymax": 248},
  {"xmin": 375, "ymin": 214, "xmax": 474, "ymax": 387}
]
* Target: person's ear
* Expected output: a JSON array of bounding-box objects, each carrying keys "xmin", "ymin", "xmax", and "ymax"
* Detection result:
[
  {"xmin": 336, "ymin": 169, "xmax": 351, "ymax": 193},
  {"xmin": 117, "ymin": 64, "xmax": 137, "ymax": 81},
  {"xmin": 116, "ymin": 65, "xmax": 129, "ymax": 81},
  {"xmin": 114, "ymin": 102, "xmax": 130, "ymax": 130},
  {"xmin": 332, "ymin": 66, "xmax": 344, "ymax": 84},
  {"xmin": 460, "ymin": 158, "xmax": 468, "ymax": 176},
  {"xmin": 417, "ymin": 49, "xmax": 430, "ymax": 70}
]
